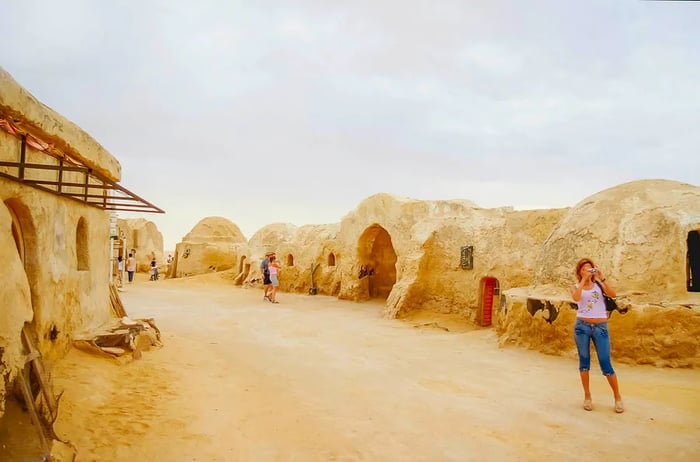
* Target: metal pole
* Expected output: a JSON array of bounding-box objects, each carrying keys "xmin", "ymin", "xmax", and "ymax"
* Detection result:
[
  {"xmin": 109, "ymin": 232, "xmax": 114, "ymax": 283},
  {"xmin": 19, "ymin": 135, "xmax": 26, "ymax": 179}
]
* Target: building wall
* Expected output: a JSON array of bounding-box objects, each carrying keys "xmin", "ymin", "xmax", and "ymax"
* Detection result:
[{"xmin": 0, "ymin": 173, "xmax": 113, "ymax": 416}]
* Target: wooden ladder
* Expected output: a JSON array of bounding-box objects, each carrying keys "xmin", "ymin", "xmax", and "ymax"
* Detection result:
[{"xmin": 19, "ymin": 324, "xmax": 61, "ymax": 460}]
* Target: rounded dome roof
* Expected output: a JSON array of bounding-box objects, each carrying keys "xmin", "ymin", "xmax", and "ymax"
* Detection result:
[
  {"xmin": 534, "ymin": 179, "xmax": 700, "ymax": 298},
  {"xmin": 183, "ymin": 216, "xmax": 247, "ymax": 244}
]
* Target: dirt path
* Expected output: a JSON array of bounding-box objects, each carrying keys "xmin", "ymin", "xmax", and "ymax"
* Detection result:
[{"xmin": 50, "ymin": 275, "xmax": 700, "ymax": 461}]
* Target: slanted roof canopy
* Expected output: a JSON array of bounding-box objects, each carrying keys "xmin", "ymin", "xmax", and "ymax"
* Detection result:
[
  {"xmin": 0, "ymin": 67, "xmax": 162, "ymax": 213},
  {"xmin": 0, "ymin": 116, "xmax": 163, "ymax": 213}
]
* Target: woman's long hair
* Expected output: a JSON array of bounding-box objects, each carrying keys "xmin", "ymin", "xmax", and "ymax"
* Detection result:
[{"xmin": 575, "ymin": 258, "xmax": 595, "ymax": 281}]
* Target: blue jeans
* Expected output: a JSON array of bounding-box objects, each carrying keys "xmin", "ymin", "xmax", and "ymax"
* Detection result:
[{"xmin": 574, "ymin": 319, "xmax": 615, "ymax": 376}]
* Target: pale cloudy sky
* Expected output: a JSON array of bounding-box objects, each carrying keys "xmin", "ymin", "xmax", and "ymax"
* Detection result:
[{"xmin": 2, "ymin": 0, "xmax": 699, "ymax": 250}]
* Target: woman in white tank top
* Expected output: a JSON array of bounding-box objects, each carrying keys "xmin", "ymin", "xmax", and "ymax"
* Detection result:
[{"xmin": 570, "ymin": 258, "xmax": 624, "ymax": 413}]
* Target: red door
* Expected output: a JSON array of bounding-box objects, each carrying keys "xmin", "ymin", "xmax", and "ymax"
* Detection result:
[{"xmin": 480, "ymin": 277, "xmax": 497, "ymax": 327}]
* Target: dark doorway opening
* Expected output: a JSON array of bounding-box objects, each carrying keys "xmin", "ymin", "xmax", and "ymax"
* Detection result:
[
  {"xmin": 688, "ymin": 230, "xmax": 700, "ymax": 292},
  {"xmin": 357, "ymin": 224, "xmax": 397, "ymax": 300}
]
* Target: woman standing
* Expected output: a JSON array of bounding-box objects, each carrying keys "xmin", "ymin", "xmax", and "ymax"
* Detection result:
[
  {"xmin": 268, "ymin": 255, "xmax": 281, "ymax": 303},
  {"xmin": 570, "ymin": 258, "xmax": 624, "ymax": 413},
  {"xmin": 126, "ymin": 253, "xmax": 137, "ymax": 284}
]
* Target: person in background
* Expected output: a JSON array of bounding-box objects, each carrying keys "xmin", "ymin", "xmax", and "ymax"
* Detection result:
[
  {"xmin": 261, "ymin": 252, "xmax": 274, "ymax": 301},
  {"xmin": 117, "ymin": 255, "xmax": 124, "ymax": 287},
  {"xmin": 570, "ymin": 257, "xmax": 623, "ymax": 413},
  {"xmin": 268, "ymin": 254, "xmax": 281, "ymax": 303},
  {"xmin": 150, "ymin": 257, "xmax": 159, "ymax": 281},
  {"xmin": 126, "ymin": 253, "xmax": 136, "ymax": 283}
]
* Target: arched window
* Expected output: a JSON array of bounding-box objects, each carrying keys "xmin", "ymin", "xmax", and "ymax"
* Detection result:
[
  {"xmin": 328, "ymin": 252, "xmax": 336, "ymax": 267},
  {"xmin": 76, "ymin": 217, "xmax": 90, "ymax": 270},
  {"xmin": 287, "ymin": 254, "xmax": 294, "ymax": 267}
]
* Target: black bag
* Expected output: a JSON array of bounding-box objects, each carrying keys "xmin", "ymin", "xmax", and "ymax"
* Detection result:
[{"xmin": 595, "ymin": 281, "xmax": 625, "ymax": 313}]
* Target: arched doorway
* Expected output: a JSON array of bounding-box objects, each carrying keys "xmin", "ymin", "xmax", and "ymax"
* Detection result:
[
  {"xmin": 4, "ymin": 199, "xmax": 38, "ymax": 303},
  {"xmin": 357, "ymin": 224, "xmax": 397, "ymax": 300},
  {"xmin": 0, "ymin": 199, "xmax": 47, "ymax": 456}
]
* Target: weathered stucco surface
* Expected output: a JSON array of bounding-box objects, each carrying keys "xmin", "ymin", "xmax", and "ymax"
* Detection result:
[
  {"xmin": 244, "ymin": 222, "xmax": 342, "ymax": 295},
  {"xmin": 178, "ymin": 193, "xmax": 565, "ymax": 323},
  {"xmin": 171, "ymin": 181, "xmax": 700, "ymax": 367},
  {"xmin": 0, "ymin": 203, "xmax": 33, "ymax": 417},
  {"xmin": 171, "ymin": 217, "xmax": 247, "ymax": 278},
  {"xmin": 0, "ymin": 68, "xmax": 123, "ymax": 420},
  {"xmin": 118, "ymin": 218, "xmax": 164, "ymax": 272},
  {"xmin": 1, "ymin": 154, "xmax": 114, "ymax": 417},
  {"xmin": 496, "ymin": 180, "xmax": 700, "ymax": 367},
  {"xmin": 0, "ymin": 67, "xmax": 121, "ymax": 181}
]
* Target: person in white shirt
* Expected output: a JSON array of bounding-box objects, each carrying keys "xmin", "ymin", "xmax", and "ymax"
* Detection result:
[{"xmin": 570, "ymin": 258, "xmax": 623, "ymax": 413}]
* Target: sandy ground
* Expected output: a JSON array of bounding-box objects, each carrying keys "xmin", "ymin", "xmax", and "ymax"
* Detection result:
[{"xmin": 38, "ymin": 274, "xmax": 700, "ymax": 461}]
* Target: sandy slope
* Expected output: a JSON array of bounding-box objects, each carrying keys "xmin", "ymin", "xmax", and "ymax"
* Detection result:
[{"xmin": 48, "ymin": 274, "xmax": 700, "ymax": 461}]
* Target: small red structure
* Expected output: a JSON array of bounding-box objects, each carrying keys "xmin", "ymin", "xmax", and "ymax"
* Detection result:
[{"xmin": 478, "ymin": 276, "xmax": 499, "ymax": 327}]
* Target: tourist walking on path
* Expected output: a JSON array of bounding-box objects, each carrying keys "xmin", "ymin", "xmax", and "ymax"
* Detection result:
[
  {"xmin": 268, "ymin": 255, "xmax": 281, "ymax": 303},
  {"xmin": 126, "ymin": 253, "xmax": 136, "ymax": 284},
  {"xmin": 150, "ymin": 257, "xmax": 159, "ymax": 281},
  {"xmin": 570, "ymin": 258, "xmax": 623, "ymax": 413},
  {"xmin": 261, "ymin": 252, "xmax": 274, "ymax": 301},
  {"xmin": 117, "ymin": 255, "xmax": 125, "ymax": 287}
]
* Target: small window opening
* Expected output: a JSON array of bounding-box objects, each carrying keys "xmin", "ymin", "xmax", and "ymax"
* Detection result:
[
  {"xmin": 287, "ymin": 254, "xmax": 294, "ymax": 267},
  {"xmin": 328, "ymin": 252, "xmax": 336, "ymax": 267},
  {"xmin": 76, "ymin": 217, "xmax": 90, "ymax": 270}
]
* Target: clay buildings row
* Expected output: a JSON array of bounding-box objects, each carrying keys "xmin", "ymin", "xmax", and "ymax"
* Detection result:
[
  {"xmin": 2, "ymin": 66, "xmax": 700, "ymax": 427},
  {"xmin": 170, "ymin": 181, "xmax": 700, "ymax": 368}
]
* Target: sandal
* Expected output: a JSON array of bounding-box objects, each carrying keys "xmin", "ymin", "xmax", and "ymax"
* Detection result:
[
  {"xmin": 272, "ymin": 301, "xmax": 279, "ymax": 304},
  {"xmin": 614, "ymin": 400, "xmax": 624, "ymax": 413},
  {"xmin": 264, "ymin": 295, "xmax": 271, "ymax": 301},
  {"xmin": 583, "ymin": 399, "xmax": 593, "ymax": 411}
]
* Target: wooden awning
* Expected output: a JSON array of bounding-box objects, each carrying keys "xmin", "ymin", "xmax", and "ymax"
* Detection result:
[{"xmin": 0, "ymin": 117, "xmax": 164, "ymax": 213}]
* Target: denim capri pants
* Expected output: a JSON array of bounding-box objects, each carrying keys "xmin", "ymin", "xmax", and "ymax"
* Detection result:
[{"xmin": 574, "ymin": 319, "xmax": 615, "ymax": 376}]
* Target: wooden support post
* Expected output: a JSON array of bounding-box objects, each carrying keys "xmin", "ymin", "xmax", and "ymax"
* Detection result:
[
  {"xmin": 57, "ymin": 159, "xmax": 63, "ymax": 193},
  {"xmin": 18, "ymin": 364, "xmax": 52, "ymax": 458},
  {"xmin": 19, "ymin": 134, "xmax": 26, "ymax": 179},
  {"xmin": 22, "ymin": 325, "xmax": 59, "ymax": 422},
  {"xmin": 110, "ymin": 283, "xmax": 128, "ymax": 318}
]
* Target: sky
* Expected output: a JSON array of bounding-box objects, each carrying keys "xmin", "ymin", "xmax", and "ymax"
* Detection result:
[{"xmin": 1, "ymin": 0, "xmax": 699, "ymax": 251}]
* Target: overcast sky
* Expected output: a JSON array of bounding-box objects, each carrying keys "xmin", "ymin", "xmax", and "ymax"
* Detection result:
[{"xmin": 2, "ymin": 1, "xmax": 699, "ymax": 251}]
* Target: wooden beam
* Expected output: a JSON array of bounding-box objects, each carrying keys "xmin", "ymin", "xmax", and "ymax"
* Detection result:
[{"xmin": 17, "ymin": 364, "xmax": 52, "ymax": 457}]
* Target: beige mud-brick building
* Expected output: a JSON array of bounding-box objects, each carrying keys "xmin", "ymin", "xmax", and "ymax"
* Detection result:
[{"xmin": 0, "ymin": 67, "xmax": 162, "ymax": 419}]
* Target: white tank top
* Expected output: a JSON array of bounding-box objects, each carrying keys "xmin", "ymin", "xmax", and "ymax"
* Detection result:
[{"xmin": 576, "ymin": 284, "xmax": 608, "ymax": 319}]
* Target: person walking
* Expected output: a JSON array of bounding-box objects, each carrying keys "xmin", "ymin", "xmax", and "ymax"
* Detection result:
[
  {"xmin": 268, "ymin": 254, "xmax": 281, "ymax": 303},
  {"xmin": 116, "ymin": 255, "xmax": 124, "ymax": 287},
  {"xmin": 150, "ymin": 257, "xmax": 159, "ymax": 281},
  {"xmin": 260, "ymin": 252, "xmax": 274, "ymax": 301},
  {"xmin": 570, "ymin": 258, "xmax": 623, "ymax": 413},
  {"xmin": 126, "ymin": 253, "xmax": 136, "ymax": 284}
]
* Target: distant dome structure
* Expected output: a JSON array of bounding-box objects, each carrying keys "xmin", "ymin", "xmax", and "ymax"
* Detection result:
[
  {"xmin": 171, "ymin": 217, "xmax": 248, "ymax": 278},
  {"xmin": 534, "ymin": 179, "xmax": 700, "ymax": 299},
  {"xmin": 183, "ymin": 216, "xmax": 247, "ymax": 244}
]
